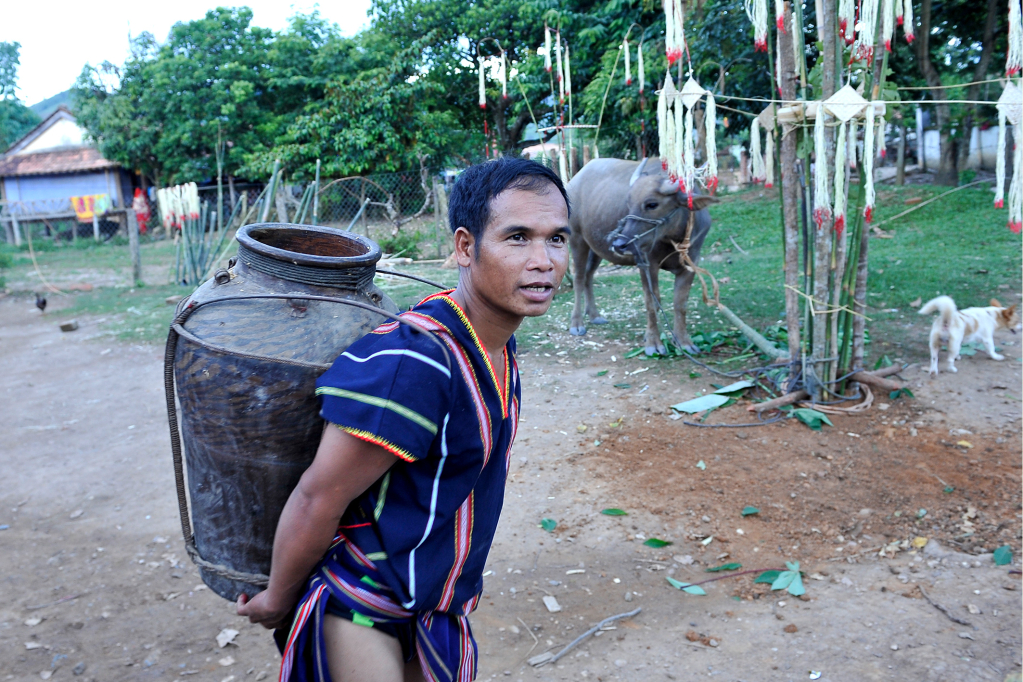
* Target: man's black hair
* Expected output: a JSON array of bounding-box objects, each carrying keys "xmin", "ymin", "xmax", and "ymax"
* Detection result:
[{"xmin": 448, "ymin": 157, "xmax": 570, "ymax": 244}]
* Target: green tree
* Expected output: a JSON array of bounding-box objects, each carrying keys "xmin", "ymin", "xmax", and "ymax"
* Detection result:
[{"xmin": 0, "ymin": 41, "xmax": 41, "ymax": 150}]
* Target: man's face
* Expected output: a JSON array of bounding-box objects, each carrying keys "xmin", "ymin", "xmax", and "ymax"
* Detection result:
[{"xmin": 457, "ymin": 186, "xmax": 570, "ymax": 319}]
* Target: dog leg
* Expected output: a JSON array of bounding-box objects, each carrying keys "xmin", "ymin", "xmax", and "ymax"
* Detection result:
[
  {"xmin": 946, "ymin": 335, "xmax": 962, "ymax": 373},
  {"xmin": 981, "ymin": 336, "xmax": 1005, "ymax": 361},
  {"xmin": 928, "ymin": 329, "xmax": 941, "ymax": 375}
]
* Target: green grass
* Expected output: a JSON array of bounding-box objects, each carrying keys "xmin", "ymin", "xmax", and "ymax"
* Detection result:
[{"xmin": 3, "ymin": 184, "xmax": 1017, "ymax": 363}]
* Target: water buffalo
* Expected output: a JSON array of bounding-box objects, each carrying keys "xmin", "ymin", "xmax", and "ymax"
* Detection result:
[{"xmin": 567, "ymin": 157, "xmax": 717, "ymax": 355}]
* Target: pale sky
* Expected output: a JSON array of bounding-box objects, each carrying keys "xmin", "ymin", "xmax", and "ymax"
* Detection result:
[{"xmin": 1, "ymin": 1, "xmax": 374, "ymax": 106}]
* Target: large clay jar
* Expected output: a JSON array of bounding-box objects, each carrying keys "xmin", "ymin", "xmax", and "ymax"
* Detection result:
[{"xmin": 165, "ymin": 223, "xmax": 397, "ymax": 600}]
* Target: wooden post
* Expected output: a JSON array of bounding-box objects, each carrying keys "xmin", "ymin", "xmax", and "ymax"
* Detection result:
[
  {"xmin": 777, "ymin": 2, "xmax": 803, "ymax": 361},
  {"xmin": 92, "ymin": 213, "xmax": 100, "ymax": 241},
  {"xmin": 127, "ymin": 210, "xmax": 142, "ymax": 285},
  {"xmin": 12, "ymin": 213, "xmax": 22, "ymax": 247},
  {"xmin": 2, "ymin": 217, "xmax": 12, "ymax": 245},
  {"xmin": 896, "ymin": 120, "xmax": 907, "ymax": 185},
  {"xmin": 582, "ymin": 143, "xmax": 591, "ymax": 168},
  {"xmin": 312, "ymin": 159, "xmax": 321, "ymax": 226}
]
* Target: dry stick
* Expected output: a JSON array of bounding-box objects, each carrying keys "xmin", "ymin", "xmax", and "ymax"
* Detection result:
[
  {"xmin": 848, "ymin": 370, "xmax": 903, "ymax": 392},
  {"xmin": 919, "ymin": 586, "xmax": 972, "ymax": 626},
  {"xmin": 871, "ymin": 180, "xmax": 987, "ymax": 228},
  {"xmin": 679, "ymin": 567, "xmax": 788, "ymax": 589},
  {"xmin": 533, "ymin": 608, "xmax": 642, "ymax": 667},
  {"xmin": 26, "ymin": 593, "xmax": 87, "ymax": 610},
  {"xmin": 749, "ymin": 390, "xmax": 810, "ymax": 412},
  {"xmin": 728, "ymin": 235, "xmax": 749, "ymax": 255},
  {"xmin": 518, "ymin": 617, "xmax": 540, "ymax": 659}
]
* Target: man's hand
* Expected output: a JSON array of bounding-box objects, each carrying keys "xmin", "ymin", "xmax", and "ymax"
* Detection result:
[{"xmin": 237, "ymin": 590, "xmax": 293, "ymax": 630}]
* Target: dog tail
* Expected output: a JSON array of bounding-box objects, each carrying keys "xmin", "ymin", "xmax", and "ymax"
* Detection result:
[{"xmin": 919, "ymin": 295, "xmax": 956, "ymax": 325}]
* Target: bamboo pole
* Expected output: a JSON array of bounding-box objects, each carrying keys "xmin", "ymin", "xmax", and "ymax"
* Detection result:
[{"xmin": 312, "ymin": 159, "xmax": 321, "ymax": 225}]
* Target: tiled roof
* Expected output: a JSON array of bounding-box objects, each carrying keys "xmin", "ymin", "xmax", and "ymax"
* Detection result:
[{"xmin": 0, "ymin": 146, "xmax": 121, "ymax": 178}]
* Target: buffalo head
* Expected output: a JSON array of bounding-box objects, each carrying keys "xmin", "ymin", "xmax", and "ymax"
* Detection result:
[{"xmin": 610, "ymin": 174, "xmax": 718, "ymax": 255}]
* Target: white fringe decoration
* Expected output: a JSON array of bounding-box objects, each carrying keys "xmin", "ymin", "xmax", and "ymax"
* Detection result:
[
  {"xmin": 996, "ymin": 109, "xmax": 1007, "ymax": 209},
  {"xmin": 624, "ymin": 39, "xmax": 631, "ymax": 85},
  {"xmin": 558, "ymin": 148, "xmax": 569, "ymax": 183},
  {"xmin": 658, "ymin": 74, "xmax": 669, "ymax": 169},
  {"xmin": 833, "ymin": 121, "xmax": 847, "ymax": 235},
  {"xmin": 705, "ymin": 93, "xmax": 718, "ymax": 192},
  {"xmin": 478, "ymin": 58, "xmax": 486, "ymax": 109},
  {"xmin": 1010, "ymin": 123, "xmax": 1022, "ymax": 233},
  {"xmin": 556, "ymin": 31, "xmax": 564, "ymax": 104},
  {"xmin": 876, "ymin": 114, "xmax": 886, "ymax": 160},
  {"xmin": 813, "ymin": 110, "xmax": 831, "ymax": 229},
  {"xmin": 863, "ymin": 103, "xmax": 877, "ymax": 222},
  {"xmin": 545, "ymin": 25, "xmax": 552, "ymax": 72},
  {"xmin": 638, "ymin": 42, "xmax": 645, "ymax": 93},
  {"xmin": 673, "ymin": 0, "xmax": 686, "ymax": 63},
  {"xmin": 750, "ymin": 118, "xmax": 765, "ymax": 183},
  {"xmin": 1008, "ymin": 0, "xmax": 1022, "ymax": 76},
  {"xmin": 856, "ymin": 0, "xmax": 879, "ymax": 62},
  {"xmin": 564, "ymin": 43, "xmax": 572, "ymax": 97},
  {"xmin": 791, "ymin": 3, "xmax": 803, "ymax": 77},
  {"xmin": 664, "ymin": 0, "xmax": 686, "ymax": 64},
  {"xmin": 682, "ymin": 105, "xmax": 696, "ymax": 199},
  {"xmin": 745, "ymin": 0, "xmax": 769, "ymax": 52},
  {"xmin": 663, "ymin": 0, "xmax": 676, "ymax": 63},
  {"xmin": 775, "ymin": 0, "xmax": 785, "ymax": 31},
  {"xmin": 896, "ymin": 0, "xmax": 904, "ymax": 26},
  {"xmin": 839, "ymin": 0, "xmax": 855, "ymax": 45},
  {"xmin": 500, "ymin": 52, "xmax": 508, "ymax": 99},
  {"xmin": 765, "ymin": 127, "xmax": 775, "ymax": 187},
  {"xmin": 902, "ymin": 0, "xmax": 915, "ymax": 44},
  {"xmin": 849, "ymin": 119, "xmax": 859, "ymax": 168},
  {"xmin": 882, "ymin": 0, "xmax": 895, "ymax": 51},
  {"xmin": 674, "ymin": 89, "xmax": 685, "ymax": 182}
]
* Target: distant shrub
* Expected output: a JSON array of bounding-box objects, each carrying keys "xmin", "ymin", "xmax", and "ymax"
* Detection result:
[{"xmin": 378, "ymin": 230, "xmax": 423, "ymax": 260}]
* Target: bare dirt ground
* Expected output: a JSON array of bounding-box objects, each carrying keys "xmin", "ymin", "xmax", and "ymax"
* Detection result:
[{"xmin": 1, "ymin": 293, "xmax": 1020, "ymax": 682}]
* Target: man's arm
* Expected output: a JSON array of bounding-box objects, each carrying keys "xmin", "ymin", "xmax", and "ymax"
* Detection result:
[{"xmin": 236, "ymin": 424, "xmax": 396, "ymax": 629}]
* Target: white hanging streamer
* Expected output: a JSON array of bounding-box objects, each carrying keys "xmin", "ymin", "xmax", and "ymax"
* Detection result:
[
  {"xmin": 1009, "ymin": 122, "xmax": 1022, "ymax": 233},
  {"xmin": 764, "ymin": 126, "xmax": 775, "ymax": 187},
  {"xmin": 564, "ymin": 43, "xmax": 572, "ymax": 97},
  {"xmin": 638, "ymin": 42, "xmax": 645, "ymax": 93},
  {"xmin": 663, "ymin": 0, "xmax": 676, "ymax": 62},
  {"xmin": 791, "ymin": 3, "xmax": 803, "ymax": 79},
  {"xmin": 876, "ymin": 114, "xmax": 886, "ymax": 160},
  {"xmin": 544, "ymin": 25, "xmax": 552, "ymax": 72},
  {"xmin": 558, "ymin": 148, "xmax": 569, "ymax": 183},
  {"xmin": 478, "ymin": 58, "xmax": 486, "ymax": 109},
  {"xmin": 857, "ymin": 0, "xmax": 880, "ymax": 61},
  {"xmin": 775, "ymin": 0, "xmax": 785, "ymax": 31},
  {"xmin": 673, "ymin": 0, "xmax": 686, "ymax": 64},
  {"xmin": 745, "ymin": 0, "xmax": 769, "ymax": 52},
  {"xmin": 501, "ymin": 52, "xmax": 508, "ymax": 99},
  {"xmin": 833, "ymin": 121, "xmax": 848, "ymax": 235},
  {"xmin": 658, "ymin": 76, "xmax": 669, "ymax": 169},
  {"xmin": 1008, "ymin": 0, "xmax": 1022, "ymax": 77},
  {"xmin": 683, "ymin": 105, "xmax": 696, "ymax": 197},
  {"xmin": 750, "ymin": 118, "xmax": 765, "ymax": 183},
  {"xmin": 556, "ymin": 31, "xmax": 564, "ymax": 104},
  {"xmin": 705, "ymin": 93, "xmax": 718, "ymax": 192},
  {"xmin": 882, "ymin": 0, "xmax": 895, "ymax": 51},
  {"xmin": 813, "ymin": 110, "xmax": 831, "ymax": 229},
  {"xmin": 863, "ymin": 102, "xmax": 876, "ymax": 222},
  {"xmin": 849, "ymin": 119, "xmax": 859, "ymax": 168},
  {"xmin": 624, "ymin": 39, "xmax": 631, "ymax": 86},
  {"xmin": 673, "ymin": 89, "xmax": 685, "ymax": 181},
  {"xmin": 902, "ymin": 0, "xmax": 915, "ymax": 44},
  {"xmin": 996, "ymin": 109, "xmax": 1007, "ymax": 209},
  {"xmin": 838, "ymin": 0, "xmax": 855, "ymax": 45}
]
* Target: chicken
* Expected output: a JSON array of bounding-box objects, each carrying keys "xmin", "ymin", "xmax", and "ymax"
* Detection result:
[{"xmin": 35, "ymin": 293, "xmax": 47, "ymax": 313}]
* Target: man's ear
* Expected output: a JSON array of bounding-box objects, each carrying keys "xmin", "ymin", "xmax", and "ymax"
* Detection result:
[{"xmin": 453, "ymin": 227, "xmax": 475, "ymax": 267}]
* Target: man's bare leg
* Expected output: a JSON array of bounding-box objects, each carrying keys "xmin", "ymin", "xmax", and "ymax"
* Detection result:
[{"xmin": 322, "ymin": 614, "xmax": 426, "ymax": 682}]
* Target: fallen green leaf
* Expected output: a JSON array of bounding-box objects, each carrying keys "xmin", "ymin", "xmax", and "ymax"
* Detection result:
[
  {"xmin": 601, "ymin": 508, "xmax": 628, "ymax": 516},
  {"xmin": 705, "ymin": 562, "xmax": 742, "ymax": 572},
  {"xmin": 670, "ymin": 393, "xmax": 730, "ymax": 414},
  {"xmin": 689, "ymin": 370, "xmax": 702, "ymax": 379},
  {"xmin": 754, "ymin": 570, "xmax": 781, "ymax": 584},
  {"xmin": 625, "ymin": 348, "xmax": 645, "ymax": 359},
  {"xmin": 596, "ymin": 370, "xmax": 608, "ymax": 376},
  {"xmin": 643, "ymin": 538, "xmax": 673, "ymax": 548},
  {"xmin": 696, "ymin": 460, "xmax": 706, "ymax": 470},
  {"xmin": 741, "ymin": 506, "xmax": 760, "ymax": 516},
  {"xmin": 874, "ymin": 355, "xmax": 893, "ymax": 370},
  {"xmin": 792, "ymin": 408, "xmax": 833, "ymax": 431},
  {"xmin": 993, "ymin": 545, "xmax": 1013, "ymax": 566},
  {"xmin": 943, "ymin": 486, "xmax": 954, "ymax": 494},
  {"xmin": 613, "ymin": 383, "xmax": 632, "ymax": 389},
  {"xmin": 714, "ymin": 380, "xmax": 755, "ymax": 395},
  {"xmin": 540, "ymin": 518, "xmax": 557, "ymax": 532},
  {"xmin": 666, "ymin": 577, "xmax": 707, "ymax": 595},
  {"xmin": 916, "ymin": 508, "xmax": 927, "ymax": 519}
]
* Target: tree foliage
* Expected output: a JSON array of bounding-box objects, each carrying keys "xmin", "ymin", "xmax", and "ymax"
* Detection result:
[{"xmin": 0, "ymin": 41, "xmax": 41, "ymax": 151}]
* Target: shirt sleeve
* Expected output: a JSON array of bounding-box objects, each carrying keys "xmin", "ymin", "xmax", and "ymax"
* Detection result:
[{"xmin": 315, "ymin": 324, "xmax": 453, "ymax": 462}]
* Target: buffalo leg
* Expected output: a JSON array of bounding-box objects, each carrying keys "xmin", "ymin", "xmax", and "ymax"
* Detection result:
[
  {"xmin": 569, "ymin": 235, "xmax": 592, "ymax": 335},
  {"xmin": 583, "ymin": 251, "xmax": 607, "ymax": 325},
  {"xmin": 639, "ymin": 265, "xmax": 667, "ymax": 356},
  {"xmin": 672, "ymin": 269, "xmax": 699, "ymax": 353}
]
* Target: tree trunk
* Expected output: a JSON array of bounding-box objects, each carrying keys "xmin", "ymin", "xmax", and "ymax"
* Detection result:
[
  {"xmin": 957, "ymin": 0, "xmax": 1000, "ymax": 172},
  {"xmin": 916, "ymin": 0, "xmax": 958, "ymax": 186},
  {"xmin": 778, "ymin": 0, "xmax": 802, "ymax": 360},
  {"xmin": 896, "ymin": 120, "xmax": 906, "ymax": 186},
  {"xmin": 812, "ymin": 0, "xmax": 839, "ymax": 397}
]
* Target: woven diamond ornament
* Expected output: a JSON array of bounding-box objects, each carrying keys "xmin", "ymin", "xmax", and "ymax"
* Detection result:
[
  {"xmin": 678, "ymin": 77, "xmax": 706, "ymax": 110},
  {"xmin": 823, "ymin": 84, "xmax": 868, "ymax": 123},
  {"xmin": 997, "ymin": 80, "xmax": 1023, "ymax": 126}
]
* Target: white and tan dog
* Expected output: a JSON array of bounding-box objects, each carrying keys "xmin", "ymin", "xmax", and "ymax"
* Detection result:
[{"xmin": 919, "ymin": 296, "xmax": 1020, "ymax": 374}]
